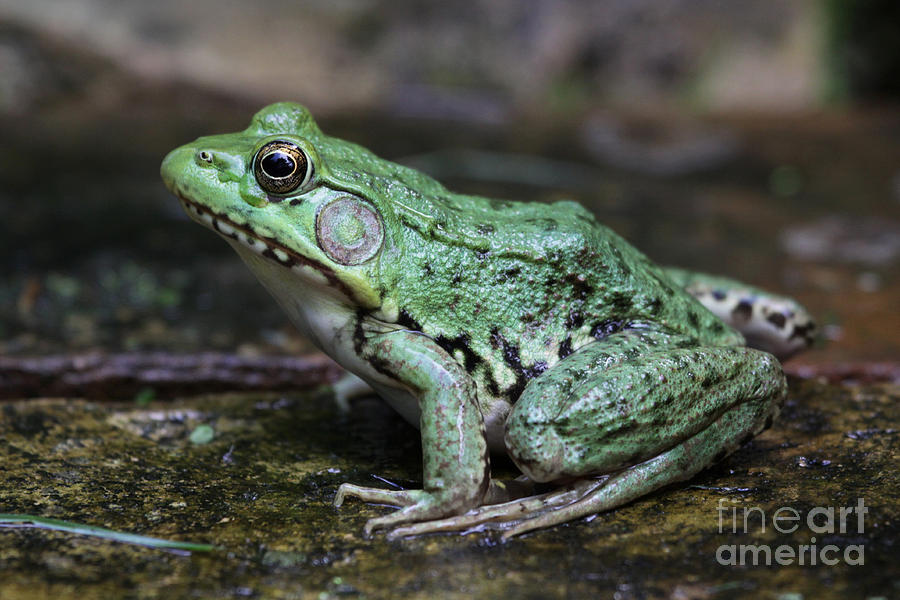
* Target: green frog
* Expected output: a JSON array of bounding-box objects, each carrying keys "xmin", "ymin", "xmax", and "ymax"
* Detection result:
[{"xmin": 161, "ymin": 102, "xmax": 815, "ymax": 540}]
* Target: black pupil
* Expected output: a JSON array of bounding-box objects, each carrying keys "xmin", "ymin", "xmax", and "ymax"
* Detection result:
[{"xmin": 261, "ymin": 151, "xmax": 296, "ymax": 178}]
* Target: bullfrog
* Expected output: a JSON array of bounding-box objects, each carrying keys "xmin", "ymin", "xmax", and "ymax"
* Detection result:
[{"xmin": 160, "ymin": 102, "xmax": 816, "ymax": 540}]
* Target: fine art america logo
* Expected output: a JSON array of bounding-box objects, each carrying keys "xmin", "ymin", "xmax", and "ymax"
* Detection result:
[{"xmin": 716, "ymin": 498, "xmax": 867, "ymax": 566}]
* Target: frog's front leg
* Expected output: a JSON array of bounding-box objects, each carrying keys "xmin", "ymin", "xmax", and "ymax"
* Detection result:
[
  {"xmin": 391, "ymin": 329, "xmax": 786, "ymax": 540},
  {"xmin": 333, "ymin": 329, "xmax": 491, "ymax": 536}
]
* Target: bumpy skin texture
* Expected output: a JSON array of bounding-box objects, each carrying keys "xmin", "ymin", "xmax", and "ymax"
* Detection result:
[{"xmin": 161, "ymin": 103, "xmax": 815, "ymax": 539}]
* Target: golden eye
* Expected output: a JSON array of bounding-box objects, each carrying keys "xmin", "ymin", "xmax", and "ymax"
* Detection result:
[{"xmin": 253, "ymin": 141, "xmax": 312, "ymax": 195}]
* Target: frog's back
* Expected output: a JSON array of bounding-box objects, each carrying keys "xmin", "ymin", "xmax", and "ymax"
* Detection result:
[
  {"xmin": 473, "ymin": 197, "xmax": 745, "ymax": 348},
  {"xmin": 249, "ymin": 103, "xmax": 745, "ymax": 405},
  {"xmin": 385, "ymin": 190, "xmax": 744, "ymax": 404}
]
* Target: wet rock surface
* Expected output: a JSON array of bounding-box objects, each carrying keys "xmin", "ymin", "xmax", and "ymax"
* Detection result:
[{"xmin": 0, "ymin": 378, "xmax": 896, "ymax": 599}]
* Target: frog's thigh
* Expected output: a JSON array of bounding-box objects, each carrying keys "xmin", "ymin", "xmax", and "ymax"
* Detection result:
[{"xmin": 504, "ymin": 339, "xmax": 786, "ymax": 483}]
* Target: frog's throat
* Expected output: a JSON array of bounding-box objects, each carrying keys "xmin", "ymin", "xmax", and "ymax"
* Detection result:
[{"xmin": 175, "ymin": 194, "xmax": 354, "ymax": 299}]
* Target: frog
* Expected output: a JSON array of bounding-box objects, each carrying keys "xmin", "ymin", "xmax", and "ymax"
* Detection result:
[{"xmin": 161, "ymin": 102, "xmax": 816, "ymax": 540}]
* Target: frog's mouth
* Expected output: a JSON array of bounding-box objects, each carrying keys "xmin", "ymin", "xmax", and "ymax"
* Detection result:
[{"xmin": 175, "ymin": 194, "xmax": 348, "ymax": 295}]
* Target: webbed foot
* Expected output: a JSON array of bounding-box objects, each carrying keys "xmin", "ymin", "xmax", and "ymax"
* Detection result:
[
  {"xmin": 387, "ymin": 478, "xmax": 607, "ymax": 540},
  {"xmin": 335, "ymin": 483, "xmax": 483, "ymax": 538}
]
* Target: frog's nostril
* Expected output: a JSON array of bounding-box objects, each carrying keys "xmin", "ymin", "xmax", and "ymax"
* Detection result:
[{"xmin": 196, "ymin": 150, "xmax": 214, "ymax": 164}]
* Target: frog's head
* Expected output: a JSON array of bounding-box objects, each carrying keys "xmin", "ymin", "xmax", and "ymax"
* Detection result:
[{"xmin": 161, "ymin": 102, "xmax": 425, "ymax": 315}]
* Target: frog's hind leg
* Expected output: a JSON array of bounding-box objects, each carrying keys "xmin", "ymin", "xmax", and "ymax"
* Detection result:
[
  {"xmin": 663, "ymin": 266, "xmax": 816, "ymax": 359},
  {"xmin": 391, "ymin": 329, "xmax": 786, "ymax": 539},
  {"xmin": 501, "ymin": 331, "xmax": 786, "ymax": 538},
  {"xmin": 500, "ymin": 396, "xmax": 773, "ymax": 539}
]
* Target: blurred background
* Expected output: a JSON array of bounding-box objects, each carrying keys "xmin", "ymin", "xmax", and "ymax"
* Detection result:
[{"xmin": 1, "ymin": 0, "xmax": 898, "ymax": 368}]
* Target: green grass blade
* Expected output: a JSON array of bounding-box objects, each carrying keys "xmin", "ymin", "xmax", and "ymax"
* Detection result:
[{"xmin": 0, "ymin": 513, "xmax": 217, "ymax": 553}]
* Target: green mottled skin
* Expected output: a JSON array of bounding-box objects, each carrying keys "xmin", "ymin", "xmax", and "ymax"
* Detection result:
[{"xmin": 161, "ymin": 103, "xmax": 812, "ymax": 540}]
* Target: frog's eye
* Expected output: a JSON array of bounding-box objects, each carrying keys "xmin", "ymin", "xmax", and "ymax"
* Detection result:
[
  {"xmin": 253, "ymin": 140, "xmax": 312, "ymax": 195},
  {"xmin": 316, "ymin": 197, "xmax": 384, "ymax": 265}
]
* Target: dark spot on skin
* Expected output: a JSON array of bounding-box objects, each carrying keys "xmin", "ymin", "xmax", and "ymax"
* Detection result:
[
  {"xmin": 711, "ymin": 321, "xmax": 725, "ymax": 333},
  {"xmin": 524, "ymin": 218, "xmax": 558, "ymax": 232},
  {"xmin": 452, "ymin": 273, "xmax": 462, "ymax": 285},
  {"xmin": 267, "ymin": 196, "xmax": 283, "ymax": 203},
  {"xmin": 767, "ymin": 312, "xmax": 787, "ymax": 329},
  {"xmin": 590, "ymin": 319, "xmax": 625, "ymax": 340},
  {"xmin": 476, "ymin": 223, "xmax": 496, "ymax": 235},
  {"xmin": 648, "ymin": 297, "xmax": 662, "ymax": 315},
  {"xmin": 352, "ymin": 309, "xmax": 367, "ymax": 356},
  {"xmin": 543, "ymin": 275, "xmax": 559, "ymax": 295},
  {"xmin": 687, "ymin": 311, "xmax": 699, "ymax": 328},
  {"xmin": 789, "ymin": 322, "xmax": 816, "ymax": 344},
  {"xmin": 366, "ymin": 351, "xmax": 395, "ymax": 377},
  {"xmin": 435, "ymin": 333, "xmax": 483, "ymax": 374},
  {"xmin": 608, "ymin": 291, "xmax": 632, "ymax": 314},
  {"xmin": 422, "ymin": 263, "xmax": 433, "ymax": 275},
  {"xmin": 564, "ymin": 310, "xmax": 584, "ymax": 330},
  {"xmin": 657, "ymin": 394, "xmax": 674, "ymax": 408},
  {"xmin": 490, "ymin": 327, "xmax": 549, "ymax": 402},
  {"xmin": 712, "ymin": 290, "xmax": 727, "ymax": 301},
  {"xmin": 564, "ymin": 273, "xmax": 592, "ymax": 299},
  {"xmin": 397, "ymin": 308, "xmax": 423, "ymax": 331},
  {"xmin": 497, "ymin": 266, "xmax": 521, "ymax": 284},
  {"xmin": 475, "ymin": 250, "xmax": 490, "ymax": 261},
  {"xmin": 558, "ymin": 337, "xmax": 573, "ymax": 359},
  {"xmin": 608, "ymin": 419, "xmax": 637, "ymax": 436},
  {"xmin": 732, "ymin": 300, "xmax": 753, "ymax": 322},
  {"xmin": 289, "ymin": 199, "xmax": 302, "ymax": 206}
]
